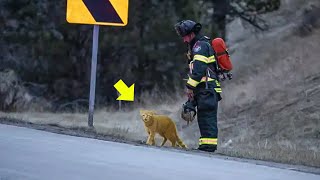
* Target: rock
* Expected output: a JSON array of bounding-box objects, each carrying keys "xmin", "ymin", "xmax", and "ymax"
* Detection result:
[
  {"xmin": 0, "ymin": 69, "xmax": 19, "ymax": 110},
  {"xmin": 0, "ymin": 69, "xmax": 52, "ymax": 112}
]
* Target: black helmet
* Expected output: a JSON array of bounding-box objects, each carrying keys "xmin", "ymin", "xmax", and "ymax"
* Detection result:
[
  {"xmin": 181, "ymin": 100, "xmax": 197, "ymax": 125},
  {"xmin": 174, "ymin": 20, "xmax": 202, "ymax": 37}
]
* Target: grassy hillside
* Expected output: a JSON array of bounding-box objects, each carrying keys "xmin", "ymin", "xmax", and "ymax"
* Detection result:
[{"xmin": 218, "ymin": 0, "xmax": 320, "ymax": 167}]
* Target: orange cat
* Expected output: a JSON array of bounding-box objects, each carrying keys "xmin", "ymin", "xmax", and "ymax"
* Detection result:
[{"xmin": 139, "ymin": 109, "xmax": 187, "ymax": 149}]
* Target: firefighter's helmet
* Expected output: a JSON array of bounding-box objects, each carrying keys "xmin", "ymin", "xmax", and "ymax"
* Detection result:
[
  {"xmin": 180, "ymin": 100, "xmax": 197, "ymax": 125},
  {"xmin": 174, "ymin": 20, "xmax": 202, "ymax": 37}
]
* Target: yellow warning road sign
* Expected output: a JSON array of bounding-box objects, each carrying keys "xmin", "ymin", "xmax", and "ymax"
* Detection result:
[
  {"xmin": 114, "ymin": 79, "xmax": 135, "ymax": 101},
  {"xmin": 66, "ymin": 0, "xmax": 129, "ymax": 26}
]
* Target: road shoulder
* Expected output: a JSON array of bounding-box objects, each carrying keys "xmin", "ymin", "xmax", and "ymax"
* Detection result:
[{"xmin": 1, "ymin": 117, "xmax": 319, "ymax": 175}]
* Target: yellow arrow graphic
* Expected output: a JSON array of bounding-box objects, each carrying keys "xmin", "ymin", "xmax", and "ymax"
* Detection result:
[{"xmin": 114, "ymin": 79, "xmax": 135, "ymax": 101}]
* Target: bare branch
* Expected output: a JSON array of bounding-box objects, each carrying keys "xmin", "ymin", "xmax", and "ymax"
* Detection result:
[{"xmin": 229, "ymin": 2, "xmax": 269, "ymax": 31}]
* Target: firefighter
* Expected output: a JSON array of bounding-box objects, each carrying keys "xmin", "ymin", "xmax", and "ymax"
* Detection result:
[{"xmin": 174, "ymin": 20, "xmax": 222, "ymax": 152}]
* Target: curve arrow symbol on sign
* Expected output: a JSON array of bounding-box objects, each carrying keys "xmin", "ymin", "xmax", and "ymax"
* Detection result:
[
  {"xmin": 114, "ymin": 79, "xmax": 135, "ymax": 101},
  {"xmin": 82, "ymin": 0, "xmax": 123, "ymax": 23}
]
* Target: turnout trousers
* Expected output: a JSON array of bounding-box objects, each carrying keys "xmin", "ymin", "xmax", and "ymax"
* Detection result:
[{"xmin": 194, "ymin": 85, "xmax": 220, "ymax": 152}]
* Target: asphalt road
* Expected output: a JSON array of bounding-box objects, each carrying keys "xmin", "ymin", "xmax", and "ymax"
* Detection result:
[{"xmin": 0, "ymin": 124, "xmax": 319, "ymax": 180}]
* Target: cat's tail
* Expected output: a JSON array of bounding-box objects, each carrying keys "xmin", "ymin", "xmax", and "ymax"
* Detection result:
[
  {"xmin": 176, "ymin": 137, "xmax": 188, "ymax": 149},
  {"xmin": 173, "ymin": 126, "xmax": 188, "ymax": 149}
]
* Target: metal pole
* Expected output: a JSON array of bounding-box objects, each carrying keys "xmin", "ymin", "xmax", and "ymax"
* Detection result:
[
  {"xmin": 88, "ymin": 25, "xmax": 100, "ymax": 127},
  {"xmin": 118, "ymin": 92, "xmax": 122, "ymax": 111}
]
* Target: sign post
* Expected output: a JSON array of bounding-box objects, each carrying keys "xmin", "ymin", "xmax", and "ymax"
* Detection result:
[
  {"xmin": 66, "ymin": 0, "xmax": 129, "ymax": 127},
  {"xmin": 88, "ymin": 25, "xmax": 99, "ymax": 127}
]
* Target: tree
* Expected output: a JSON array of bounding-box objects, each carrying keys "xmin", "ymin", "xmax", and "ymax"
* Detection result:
[{"xmin": 210, "ymin": 0, "xmax": 281, "ymax": 39}]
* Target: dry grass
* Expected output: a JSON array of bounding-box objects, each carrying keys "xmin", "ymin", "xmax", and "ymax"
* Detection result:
[
  {"xmin": 0, "ymin": 95, "xmax": 200, "ymax": 149},
  {"xmin": 216, "ymin": 10, "xmax": 320, "ymax": 167}
]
